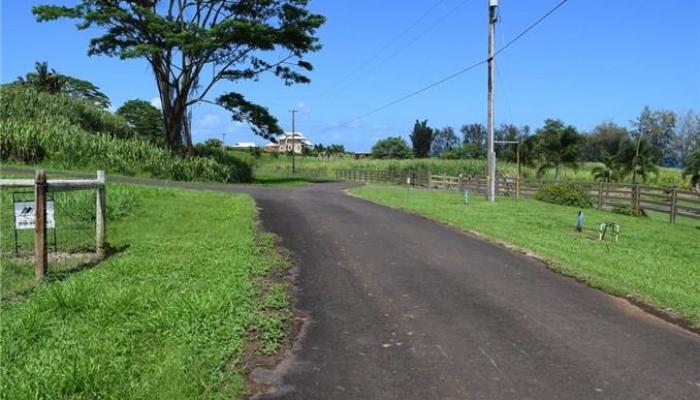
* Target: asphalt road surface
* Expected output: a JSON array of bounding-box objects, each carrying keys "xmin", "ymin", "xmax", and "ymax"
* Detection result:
[
  {"xmin": 247, "ymin": 182, "xmax": 699, "ymax": 400},
  {"xmin": 4, "ymin": 170, "xmax": 698, "ymax": 399}
]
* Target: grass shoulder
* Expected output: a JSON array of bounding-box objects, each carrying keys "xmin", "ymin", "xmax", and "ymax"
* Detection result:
[
  {"xmin": 1, "ymin": 183, "xmax": 291, "ymax": 399},
  {"xmin": 349, "ymin": 184, "xmax": 700, "ymax": 330}
]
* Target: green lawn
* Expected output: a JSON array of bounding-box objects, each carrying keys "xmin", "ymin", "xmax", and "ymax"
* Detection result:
[
  {"xmin": 1, "ymin": 184, "xmax": 289, "ymax": 399},
  {"xmin": 350, "ymin": 185, "xmax": 700, "ymax": 328}
]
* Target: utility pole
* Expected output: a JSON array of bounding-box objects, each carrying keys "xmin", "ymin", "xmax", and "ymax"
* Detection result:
[
  {"xmin": 486, "ymin": 0, "xmax": 498, "ymax": 202},
  {"xmin": 290, "ymin": 109, "xmax": 297, "ymax": 174},
  {"xmin": 221, "ymin": 132, "xmax": 227, "ymax": 155}
]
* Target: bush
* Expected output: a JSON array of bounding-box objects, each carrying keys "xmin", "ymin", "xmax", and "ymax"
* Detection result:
[
  {"xmin": 612, "ymin": 207, "xmax": 648, "ymax": 217},
  {"xmin": 0, "ymin": 85, "xmax": 253, "ymax": 183},
  {"xmin": 534, "ymin": 182, "xmax": 592, "ymax": 208}
]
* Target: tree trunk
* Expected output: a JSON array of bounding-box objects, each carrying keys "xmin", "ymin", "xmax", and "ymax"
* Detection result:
[{"xmin": 555, "ymin": 164, "xmax": 561, "ymax": 181}]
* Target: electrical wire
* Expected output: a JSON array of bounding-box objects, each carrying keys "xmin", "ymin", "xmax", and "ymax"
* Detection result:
[
  {"xmin": 319, "ymin": 0, "xmax": 451, "ymax": 97},
  {"xmin": 316, "ymin": 0, "xmax": 571, "ymax": 134}
]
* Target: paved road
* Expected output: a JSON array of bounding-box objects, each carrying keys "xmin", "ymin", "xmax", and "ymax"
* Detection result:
[
  {"xmin": 4, "ymin": 169, "xmax": 699, "ymax": 399},
  {"xmin": 248, "ymin": 183, "xmax": 700, "ymax": 400}
]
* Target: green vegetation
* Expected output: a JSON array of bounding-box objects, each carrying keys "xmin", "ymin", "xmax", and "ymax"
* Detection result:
[
  {"xmin": 34, "ymin": 0, "xmax": 325, "ymax": 151},
  {"xmin": 371, "ymin": 136, "xmax": 413, "ymax": 159},
  {"xmin": 350, "ymin": 185, "xmax": 700, "ymax": 328},
  {"xmin": 1, "ymin": 185, "xmax": 141, "ymax": 299},
  {"xmin": 254, "ymin": 154, "xmax": 690, "ymax": 187},
  {"xmin": 0, "ymin": 85, "xmax": 252, "ymax": 182},
  {"xmin": 1, "ymin": 185, "xmax": 290, "ymax": 399},
  {"xmin": 534, "ymin": 182, "xmax": 592, "ymax": 208}
]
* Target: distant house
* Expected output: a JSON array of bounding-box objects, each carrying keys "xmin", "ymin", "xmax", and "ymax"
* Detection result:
[
  {"xmin": 265, "ymin": 132, "xmax": 312, "ymax": 154},
  {"xmin": 352, "ymin": 151, "xmax": 372, "ymax": 159},
  {"xmin": 232, "ymin": 142, "xmax": 259, "ymax": 149}
]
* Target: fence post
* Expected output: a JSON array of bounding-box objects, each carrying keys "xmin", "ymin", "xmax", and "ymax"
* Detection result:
[
  {"xmin": 597, "ymin": 182, "xmax": 603, "ymax": 209},
  {"xmin": 670, "ymin": 187, "xmax": 677, "ymax": 224},
  {"xmin": 34, "ymin": 170, "xmax": 48, "ymax": 280},
  {"xmin": 458, "ymin": 173, "xmax": 464, "ymax": 192},
  {"xmin": 96, "ymin": 170, "xmax": 107, "ymax": 258}
]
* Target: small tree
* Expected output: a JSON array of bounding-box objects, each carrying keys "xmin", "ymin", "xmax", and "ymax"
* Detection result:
[
  {"xmin": 532, "ymin": 119, "xmax": 583, "ymax": 180},
  {"xmin": 591, "ymin": 156, "xmax": 622, "ymax": 183},
  {"xmin": 409, "ymin": 120, "xmax": 434, "ymax": 158},
  {"xmin": 682, "ymin": 148, "xmax": 700, "ymax": 189},
  {"xmin": 614, "ymin": 137, "xmax": 658, "ymax": 183},
  {"xmin": 371, "ymin": 137, "xmax": 412, "ymax": 159},
  {"xmin": 431, "ymin": 127, "xmax": 459, "ymax": 157},
  {"xmin": 117, "ymin": 99, "xmax": 165, "ymax": 143},
  {"xmin": 460, "ymin": 123, "xmax": 486, "ymax": 157}
]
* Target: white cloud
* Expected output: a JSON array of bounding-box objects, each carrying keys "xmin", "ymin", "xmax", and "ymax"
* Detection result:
[{"xmin": 150, "ymin": 97, "xmax": 162, "ymax": 110}]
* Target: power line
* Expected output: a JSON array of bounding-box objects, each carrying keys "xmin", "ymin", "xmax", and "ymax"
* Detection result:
[
  {"xmin": 319, "ymin": 0, "xmax": 450, "ymax": 97},
  {"xmin": 317, "ymin": 0, "xmax": 570, "ymax": 134},
  {"xmin": 336, "ymin": 0, "xmax": 474, "ymax": 92}
]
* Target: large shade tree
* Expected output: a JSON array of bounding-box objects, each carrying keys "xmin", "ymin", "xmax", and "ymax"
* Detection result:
[{"xmin": 34, "ymin": 1, "xmax": 325, "ymax": 152}]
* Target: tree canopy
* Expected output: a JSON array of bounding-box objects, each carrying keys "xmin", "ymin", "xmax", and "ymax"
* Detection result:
[
  {"xmin": 409, "ymin": 120, "xmax": 434, "ymax": 158},
  {"xmin": 34, "ymin": 0, "xmax": 325, "ymax": 152},
  {"xmin": 371, "ymin": 137, "xmax": 412, "ymax": 159},
  {"xmin": 116, "ymin": 99, "xmax": 165, "ymax": 143},
  {"xmin": 430, "ymin": 127, "xmax": 459, "ymax": 157},
  {"xmin": 17, "ymin": 61, "xmax": 111, "ymax": 108},
  {"xmin": 531, "ymin": 119, "xmax": 583, "ymax": 180}
]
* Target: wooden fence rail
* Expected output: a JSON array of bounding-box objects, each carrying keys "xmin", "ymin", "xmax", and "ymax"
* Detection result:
[{"xmin": 333, "ymin": 169, "xmax": 700, "ymax": 223}]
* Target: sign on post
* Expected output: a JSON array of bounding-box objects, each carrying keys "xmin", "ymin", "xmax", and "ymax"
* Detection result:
[{"xmin": 14, "ymin": 201, "xmax": 55, "ymax": 229}]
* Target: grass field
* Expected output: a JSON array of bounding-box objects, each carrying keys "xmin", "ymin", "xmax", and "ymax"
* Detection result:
[
  {"xmin": 0, "ymin": 184, "xmax": 289, "ymax": 399},
  {"xmin": 350, "ymin": 185, "xmax": 700, "ymax": 328}
]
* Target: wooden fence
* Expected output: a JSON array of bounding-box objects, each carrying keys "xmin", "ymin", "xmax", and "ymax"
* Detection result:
[{"xmin": 333, "ymin": 169, "xmax": 700, "ymax": 223}]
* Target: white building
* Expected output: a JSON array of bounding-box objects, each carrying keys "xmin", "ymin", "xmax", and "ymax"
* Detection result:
[
  {"xmin": 232, "ymin": 142, "xmax": 259, "ymax": 149},
  {"xmin": 266, "ymin": 132, "xmax": 312, "ymax": 154}
]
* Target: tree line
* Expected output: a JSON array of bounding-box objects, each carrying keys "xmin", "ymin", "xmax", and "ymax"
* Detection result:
[{"xmin": 371, "ymin": 109, "xmax": 700, "ymax": 186}]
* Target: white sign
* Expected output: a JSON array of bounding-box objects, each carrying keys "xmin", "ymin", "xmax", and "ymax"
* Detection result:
[{"xmin": 14, "ymin": 201, "xmax": 55, "ymax": 230}]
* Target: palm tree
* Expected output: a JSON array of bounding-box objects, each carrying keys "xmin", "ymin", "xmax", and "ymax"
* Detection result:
[
  {"xmin": 532, "ymin": 119, "xmax": 583, "ymax": 180},
  {"xmin": 16, "ymin": 61, "xmax": 111, "ymax": 108},
  {"xmin": 591, "ymin": 156, "xmax": 621, "ymax": 183},
  {"xmin": 683, "ymin": 148, "xmax": 700, "ymax": 190},
  {"xmin": 614, "ymin": 138, "xmax": 658, "ymax": 183},
  {"xmin": 18, "ymin": 61, "xmax": 64, "ymax": 93}
]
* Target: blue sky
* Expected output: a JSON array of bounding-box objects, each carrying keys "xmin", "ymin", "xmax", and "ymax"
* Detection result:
[{"xmin": 2, "ymin": 0, "xmax": 699, "ymax": 151}]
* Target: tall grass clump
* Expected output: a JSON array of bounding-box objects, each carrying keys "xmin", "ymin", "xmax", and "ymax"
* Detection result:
[{"xmin": 0, "ymin": 86, "xmax": 252, "ymax": 182}]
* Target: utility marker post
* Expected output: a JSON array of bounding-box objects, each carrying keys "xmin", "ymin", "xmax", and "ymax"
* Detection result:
[
  {"xmin": 96, "ymin": 170, "xmax": 107, "ymax": 258},
  {"xmin": 290, "ymin": 109, "xmax": 297, "ymax": 174},
  {"xmin": 486, "ymin": 0, "xmax": 498, "ymax": 202},
  {"xmin": 34, "ymin": 170, "xmax": 48, "ymax": 280}
]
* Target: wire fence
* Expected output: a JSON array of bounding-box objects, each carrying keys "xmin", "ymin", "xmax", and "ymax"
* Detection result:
[{"xmin": 1, "ymin": 171, "xmax": 106, "ymax": 298}]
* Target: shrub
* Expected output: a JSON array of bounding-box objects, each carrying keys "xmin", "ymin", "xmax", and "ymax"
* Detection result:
[
  {"xmin": 535, "ymin": 182, "xmax": 592, "ymax": 208},
  {"xmin": 0, "ymin": 85, "xmax": 253, "ymax": 183},
  {"xmin": 612, "ymin": 207, "xmax": 648, "ymax": 217}
]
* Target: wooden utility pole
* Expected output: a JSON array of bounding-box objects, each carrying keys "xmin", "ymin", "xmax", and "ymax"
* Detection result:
[
  {"xmin": 486, "ymin": 0, "xmax": 498, "ymax": 202},
  {"xmin": 290, "ymin": 109, "xmax": 298, "ymax": 174},
  {"xmin": 34, "ymin": 170, "xmax": 48, "ymax": 280}
]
